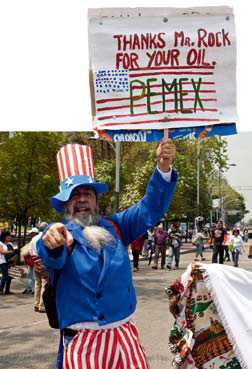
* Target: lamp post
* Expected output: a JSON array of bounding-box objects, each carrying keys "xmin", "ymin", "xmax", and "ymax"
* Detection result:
[
  {"xmin": 89, "ymin": 136, "xmax": 120, "ymax": 213},
  {"xmin": 209, "ymin": 169, "xmax": 215, "ymax": 225},
  {"xmin": 196, "ymin": 138, "xmax": 200, "ymax": 217},
  {"xmin": 218, "ymin": 163, "xmax": 236, "ymax": 220},
  {"xmin": 115, "ymin": 141, "xmax": 120, "ymax": 213}
]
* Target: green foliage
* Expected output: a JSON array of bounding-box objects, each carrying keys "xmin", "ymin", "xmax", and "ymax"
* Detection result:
[
  {"xmin": 0, "ymin": 132, "xmax": 246, "ymax": 232},
  {"xmin": 0, "ymin": 132, "xmax": 66, "ymax": 223}
]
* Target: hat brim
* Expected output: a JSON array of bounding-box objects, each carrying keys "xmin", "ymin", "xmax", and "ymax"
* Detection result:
[{"xmin": 50, "ymin": 182, "xmax": 109, "ymax": 213}]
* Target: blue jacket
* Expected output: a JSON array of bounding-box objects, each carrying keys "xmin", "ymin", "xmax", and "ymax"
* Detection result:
[{"xmin": 37, "ymin": 167, "xmax": 177, "ymax": 364}]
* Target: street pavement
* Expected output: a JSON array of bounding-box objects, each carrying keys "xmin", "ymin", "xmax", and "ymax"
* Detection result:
[{"xmin": 1, "ymin": 243, "xmax": 252, "ymax": 369}]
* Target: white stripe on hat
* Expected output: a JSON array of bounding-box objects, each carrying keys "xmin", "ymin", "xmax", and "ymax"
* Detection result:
[
  {"xmin": 75, "ymin": 144, "xmax": 84, "ymax": 176},
  {"xmin": 67, "ymin": 144, "xmax": 75, "ymax": 177},
  {"xmin": 82, "ymin": 146, "xmax": 90, "ymax": 177}
]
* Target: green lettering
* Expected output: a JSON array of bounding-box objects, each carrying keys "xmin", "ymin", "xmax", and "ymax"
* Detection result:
[
  {"xmin": 179, "ymin": 78, "xmax": 193, "ymax": 114},
  {"xmin": 130, "ymin": 80, "xmax": 146, "ymax": 114},
  {"xmin": 147, "ymin": 78, "xmax": 158, "ymax": 114},
  {"xmin": 192, "ymin": 78, "xmax": 204, "ymax": 112},
  {"xmin": 162, "ymin": 78, "xmax": 178, "ymax": 112}
]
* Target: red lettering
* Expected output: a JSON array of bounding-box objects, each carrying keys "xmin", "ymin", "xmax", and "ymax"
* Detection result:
[
  {"xmin": 208, "ymin": 33, "xmax": 215, "ymax": 47},
  {"xmin": 198, "ymin": 29, "xmax": 208, "ymax": 47},
  {"xmin": 170, "ymin": 49, "xmax": 180, "ymax": 66},
  {"xmin": 130, "ymin": 53, "xmax": 140, "ymax": 68},
  {"xmin": 123, "ymin": 34, "xmax": 132, "ymax": 51},
  {"xmin": 216, "ymin": 32, "xmax": 222, "ymax": 47},
  {"xmin": 113, "ymin": 35, "xmax": 123, "ymax": 50},
  {"xmin": 157, "ymin": 32, "xmax": 166, "ymax": 48},
  {"xmin": 115, "ymin": 52, "xmax": 139, "ymax": 69},
  {"xmin": 187, "ymin": 49, "xmax": 198, "ymax": 65},
  {"xmin": 174, "ymin": 31, "xmax": 185, "ymax": 47},
  {"xmin": 146, "ymin": 51, "xmax": 156, "ymax": 68},
  {"xmin": 155, "ymin": 51, "xmax": 163, "ymax": 66},
  {"xmin": 141, "ymin": 33, "xmax": 149, "ymax": 50},
  {"xmin": 132, "ymin": 34, "xmax": 140, "ymax": 50},
  {"xmin": 222, "ymin": 29, "xmax": 231, "ymax": 46},
  {"xmin": 116, "ymin": 53, "xmax": 124, "ymax": 69},
  {"xmin": 149, "ymin": 33, "xmax": 158, "ymax": 49}
]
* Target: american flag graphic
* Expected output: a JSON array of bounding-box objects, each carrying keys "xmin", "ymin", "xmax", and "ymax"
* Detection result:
[
  {"xmin": 94, "ymin": 66, "xmax": 220, "ymax": 131},
  {"xmin": 56, "ymin": 144, "xmax": 95, "ymax": 183}
]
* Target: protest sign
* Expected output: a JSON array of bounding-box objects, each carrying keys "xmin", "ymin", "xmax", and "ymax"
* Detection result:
[{"xmin": 88, "ymin": 7, "xmax": 237, "ymax": 135}]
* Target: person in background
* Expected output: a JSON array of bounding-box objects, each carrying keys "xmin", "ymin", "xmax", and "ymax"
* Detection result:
[
  {"xmin": 228, "ymin": 229, "xmax": 245, "ymax": 268},
  {"xmin": 21, "ymin": 227, "xmax": 39, "ymax": 294},
  {"xmin": 193, "ymin": 229, "xmax": 206, "ymax": 261},
  {"xmin": 224, "ymin": 227, "xmax": 232, "ymax": 262},
  {"xmin": 166, "ymin": 223, "xmax": 182, "ymax": 270},
  {"xmin": 188, "ymin": 228, "xmax": 193, "ymax": 243},
  {"xmin": 0, "ymin": 232, "xmax": 15, "ymax": 295},
  {"xmin": 244, "ymin": 228, "xmax": 249, "ymax": 243},
  {"xmin": 210, "ymin": 220, "xmax": 227, "ymax": 264},
  {"xmin": 30, "ymin": 222, "xmax": 49, "ymax": 312},
  {"xmin": 147, "ymin": 228, "xmax": 154, "ymax": 258},
  {"xmin": 152, "ymin": 224, "xmax": 169, "ymax": 270},
  {"xmin": 131, "ymin": 235, "xmax": 145, "ymax": 272},
  {"xmin": 141, "ymin": 231, "xmax": 148, "ymax": 257}
]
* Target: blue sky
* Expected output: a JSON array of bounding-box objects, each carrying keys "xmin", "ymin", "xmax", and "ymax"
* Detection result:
[{"xmin": 225, "ymin": 132, "xmax": 252, "ymax": 221}]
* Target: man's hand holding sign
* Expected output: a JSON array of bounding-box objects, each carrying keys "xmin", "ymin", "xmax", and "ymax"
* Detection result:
[{"xmin": 156, "ymin": 138, "xmax": 176, "ymax": 173}]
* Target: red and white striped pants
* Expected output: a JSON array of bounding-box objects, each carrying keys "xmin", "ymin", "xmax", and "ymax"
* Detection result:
[{"xmin": 63, "ymin": 320, "xmax": 150, "ymax": 369}]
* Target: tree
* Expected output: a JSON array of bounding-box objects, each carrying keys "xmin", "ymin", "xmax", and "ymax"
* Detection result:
[
  {"xmin": 0, "ymin": 131, "xmax": 245, "ymax": 241},
  {"xmin": 0, "ymin": 132, "xmax": 66, "ymax": 245}
]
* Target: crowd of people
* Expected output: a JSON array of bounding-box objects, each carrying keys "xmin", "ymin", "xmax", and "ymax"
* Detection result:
[
  {"xmin": 0, "ymin": 223, "xmax": 49, "ymax": 313},
  {"xmin": 128, "ymin": 220, "xmax": 251, "ymax": 272},
  {"xmin": 0, "ymin": 140, "xmax": 251, "ymax": 369},
  {"xmin": 1, "ymin": 218, "xmax": 250, "ymax": 298}
]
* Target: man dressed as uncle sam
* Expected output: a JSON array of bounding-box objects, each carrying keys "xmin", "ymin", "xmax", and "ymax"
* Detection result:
[{"xmin": 37, "ymin": 138, "xmax": 177, "ymax": 369}]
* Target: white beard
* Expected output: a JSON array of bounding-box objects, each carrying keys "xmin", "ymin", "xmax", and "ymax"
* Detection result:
[
  {"xmin": 83, "ymin": 226, "xmax": 115, "ymax": 252},
  {"xmin": 64, "ymin": 206, "xmax": 115, "ymax": 252}
]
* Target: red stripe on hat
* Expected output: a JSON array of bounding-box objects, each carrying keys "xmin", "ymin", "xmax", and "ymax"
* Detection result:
[
  {"xmin": 58, "ymin": 150, "xmax": 66, "ymax": 182},
  {"xmin": 71, "ymin": 144, "xmax": 80, "ymax": 176},
  {"xmin": 63, "ymin": 146, "xmax": 72, "ymax": 178},
  {"xmin": 79, "ymin": 145, "xmax": 87, "ymax": 176}
]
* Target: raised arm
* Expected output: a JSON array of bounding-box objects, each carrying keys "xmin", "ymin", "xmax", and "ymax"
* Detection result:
[{"xmin": 109, "ymin": 139, "xmax": 178, "ymax": 245}]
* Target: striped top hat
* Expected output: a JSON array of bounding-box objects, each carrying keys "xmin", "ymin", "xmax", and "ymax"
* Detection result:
[{"xmin": 51, "ymin": 143, "xmax": 108, "ymax": 212}]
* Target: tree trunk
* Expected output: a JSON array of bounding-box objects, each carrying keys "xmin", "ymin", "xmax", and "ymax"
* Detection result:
[
  {"xmin": 17, "ymin": 218, "xmax": 22, "ymax": 248},
  {"xmin": 23, "ymin": 217, "xmax": 28, "ymax": 246}
]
